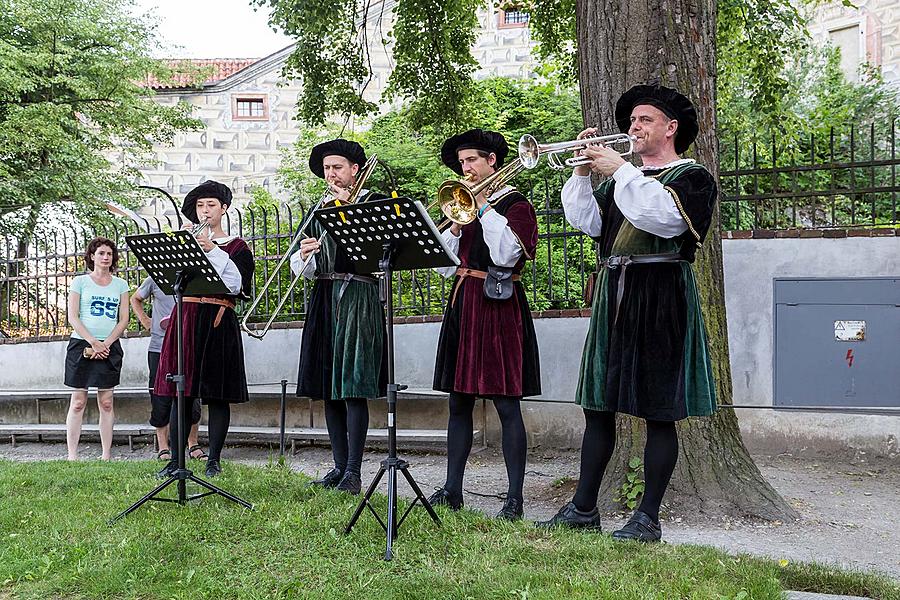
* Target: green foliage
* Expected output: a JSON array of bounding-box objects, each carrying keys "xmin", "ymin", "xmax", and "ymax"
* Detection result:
[
  {"xmin": 508, "ymin": 0, "xmax": 577, "ymax": 84},
  {"xmin": 614, "ymin": 456, "xmax": 645, "ymax": 511},
  {"xmin": 386, "ymin": 0, "xmax": 481, "ymax": 128},
  {"xmin": 0, "ymin": 0, "xmax": 200, "ymax": 240},
  {"xmin": 3, "ymin": 460, "xmax": 899, "ymax": 599},
  {"xmin": 251, "ymin": 0, "xmax": 377, "ymax": 126},
  {"xmin": 719, "ymin": 46, "xmax": 900, "ymax": 230}
]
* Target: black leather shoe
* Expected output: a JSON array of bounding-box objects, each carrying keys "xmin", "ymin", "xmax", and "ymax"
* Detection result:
[
  {"xmin": 336, "ymin": 471, "xmax": 361, "ymax": 495},
  {"xmin": 427, "ymin": 487, "xmax": 463, "ymax": 511},
  {"xmin": 204, "ymin": 459, "xmax": 222, "ymax": 478},
  {"xmin": 612, "ymin": 510, "xmax": 662, "ymax": 542},
  {"xmin": 156, "ymin": 459, "xmax": 177, "ymax": 479},
  {"xmin": 311, "ymin": 468, "xmax": 344, "ymax": 489},
  {"xmin": 496, "ymin": 497, "xmax": 524, "ymax": 521},
  {"xmin": 535, "ymin": 502, "xmax": 603, "ymax": 531}
]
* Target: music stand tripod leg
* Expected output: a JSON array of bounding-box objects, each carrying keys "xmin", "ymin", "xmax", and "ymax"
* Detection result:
[
  {"xmin": 343, "ymin": 244, "xmax": 440, "ymax": 559},
  {"xmin": 110, "ymin": 270, "xmax": 253, "ymax": 521}
]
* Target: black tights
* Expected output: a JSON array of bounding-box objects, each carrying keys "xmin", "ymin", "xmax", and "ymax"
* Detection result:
[
  {"xmin": 169, "ymin": 400, "xmax": 230, "ymax": 462},
  {"xmin": 572, "ymin": 410, "xmax": 678, "ymax": 523},
  {"xmin": 324, "ymin": 398, "xmax": 369, "ymax": 475},
  {"xmin": 444, "ymin": 392, "xmax": 527, "ymax": 502}
]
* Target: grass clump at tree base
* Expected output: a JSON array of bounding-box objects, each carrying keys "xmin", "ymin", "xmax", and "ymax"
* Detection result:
[{"xmin": 0, "ymin": 460, "xmax": 896, "ymax": 600}]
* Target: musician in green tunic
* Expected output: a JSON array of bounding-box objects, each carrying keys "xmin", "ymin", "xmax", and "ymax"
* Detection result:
[
  {"xmin": 290, "ymin": 139, "xmax": 387, "ymax": 495},
  {"xmin": 538, "ymin": 85, "xmax": 717, "ymax": 541}
]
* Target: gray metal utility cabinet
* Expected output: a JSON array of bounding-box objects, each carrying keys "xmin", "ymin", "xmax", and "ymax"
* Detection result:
[{"xmin": 773, "ymin": 277, "xmax": 899, "ymax": 408}]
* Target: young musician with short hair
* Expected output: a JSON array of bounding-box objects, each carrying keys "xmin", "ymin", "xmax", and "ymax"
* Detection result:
[
  {"xmin": 155, "ymin": 180, "xmax": 254, "ymax": 478},
  {"xmin": 429, "ymin": 129, "xmax": 541, "ymax": 521}
]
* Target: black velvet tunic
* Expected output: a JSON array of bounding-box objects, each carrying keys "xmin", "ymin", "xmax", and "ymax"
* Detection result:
[
  {"xmin": 295, "ymin": 191, "xmax": 388, "ymax": 401},
  {"xmin": 576, "ymin": 162, "xmax": 718, "ymax": 421}
]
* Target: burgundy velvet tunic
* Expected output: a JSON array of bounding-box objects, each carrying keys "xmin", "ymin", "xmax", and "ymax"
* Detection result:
[
  {"xmin": 154, "ymin": 237, "xmax": 254, "ymax": 404},
  {"xmin": 433, "ymin": 189, "xmax": 541, "ymax": 398}
]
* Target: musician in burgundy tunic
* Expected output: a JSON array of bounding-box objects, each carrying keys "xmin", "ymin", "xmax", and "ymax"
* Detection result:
[
  {"xmin": 429, "ymin": 129, "xmax": 541, "ymax": 521},
  {"xmin": 155, "ymin": 180, "xmax": 254, "ymax": 480}
]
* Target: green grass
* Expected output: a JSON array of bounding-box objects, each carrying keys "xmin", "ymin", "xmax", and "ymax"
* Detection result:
[{"xmin": 0, "ymin": 460, "xmax": 896, "ymax": 600}]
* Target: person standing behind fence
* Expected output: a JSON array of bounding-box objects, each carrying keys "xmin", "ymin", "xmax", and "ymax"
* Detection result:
[
  {"xmin": 131, "ymin": 277, "xmax": 205, "ymax": 463},
  {"xmin": 64, "ymin": 237, "xmax": 130, "ymax": 461}
]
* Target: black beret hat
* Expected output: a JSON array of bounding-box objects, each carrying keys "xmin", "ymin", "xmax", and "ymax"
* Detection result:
[
  {"xmin": 308, "ymin": 138, "xmax": 367, "ymax": 179},
  {"xmin": 181, "ymin": 180, "xmax": 233, "ymax": 224},
  {"xmin": 615, "ymin": 84, "xmax": 699, "ymax": 154},
  {"xmin": 440, "ymin": 128, "xmax": 509, "ymax": 176}
]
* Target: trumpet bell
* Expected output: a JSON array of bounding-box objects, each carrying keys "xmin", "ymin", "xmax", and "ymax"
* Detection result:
[
  {"xmin": 436, "ymin": 180, "xmax": 478, "ymax": 226},
  {"xmin": 518, "ymin": 134, "xmax": 541, "ymax": 170}
]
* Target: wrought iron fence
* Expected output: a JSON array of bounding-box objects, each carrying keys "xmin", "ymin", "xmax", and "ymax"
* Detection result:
[
  {"xmin": 720, "ymin": 120, "xmax": 900, "ymax": 230},
  {"xmin": 1, "ymin": 179, "xmax": 596, "ymax": 339},
  {"xmin": 8, "ymin": 120, "xmax": 899, "ymax": 339}
]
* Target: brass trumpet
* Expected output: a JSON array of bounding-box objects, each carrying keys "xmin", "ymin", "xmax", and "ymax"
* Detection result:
[
  {"xmin": 430, "ymin": 156, "xmax": 530, "ymax": 229},
  {"xmin": 518, "ymin": 132, "xmax": 636, "ymax": 170},
  {"xmin": 240, "ymin": 155, "xmax": 379, "ymax": 339}
]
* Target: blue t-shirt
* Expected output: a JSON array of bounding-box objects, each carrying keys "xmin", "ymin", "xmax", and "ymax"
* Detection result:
[{"xmin": 70, "ymin": 274, "xmax": 129, "ymax": 341}]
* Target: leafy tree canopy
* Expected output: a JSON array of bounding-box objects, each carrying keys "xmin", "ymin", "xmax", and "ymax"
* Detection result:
[
  {"xmin": 0, "ymin": 0, "xmax": 200, "ymax": 239},
  {"xmin": 256, "ymin": 0, "xmax": 896, "ymax": 138}
]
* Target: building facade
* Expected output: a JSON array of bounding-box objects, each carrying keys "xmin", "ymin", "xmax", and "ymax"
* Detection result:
[
  {"xmin": 806, "ymin": 0, "xmax": 900, "ymax": 86},
  {"xmin": 138, "ymin": 2, "xmax": 537, "ymax": 211}
]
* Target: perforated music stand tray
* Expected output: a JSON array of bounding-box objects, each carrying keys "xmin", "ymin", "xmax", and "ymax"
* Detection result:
[
  {"xmin": 315, "ymin": 197, "xmax": 458, "ymax": 561},
  {"xmin": 111, "ymin": 230, "xmax": 252, "ymax": 523}
]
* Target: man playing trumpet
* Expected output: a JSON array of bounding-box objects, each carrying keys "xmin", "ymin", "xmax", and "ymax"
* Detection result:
[
  {"xmin": 539, "ymin": 85, "xmax": 718, "ymax": 541},
  {"xmin": 290, "ymin": 139, "xmax": 387, "ymax": 495},
  {"xmin": 429, "ymin": 129, "xmax": 541, "ymax": 521}
]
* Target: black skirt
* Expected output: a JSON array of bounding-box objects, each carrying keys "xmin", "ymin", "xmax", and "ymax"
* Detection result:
[{"xmin": 64, "ymin": 338, "xmax": 123, "ymax": 389}]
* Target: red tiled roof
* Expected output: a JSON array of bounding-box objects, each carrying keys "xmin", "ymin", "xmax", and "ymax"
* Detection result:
[{"xmin": 143, "ymin": 58, "xmax": 260, "ymax": 90}]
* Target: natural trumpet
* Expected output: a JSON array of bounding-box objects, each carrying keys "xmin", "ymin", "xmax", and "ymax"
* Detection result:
[
  {"xmin": 190, "ymin": 218, "xmax": 211, "ymax": 237},
  {"xmin": 518, "ymin": 133, "xmax": 636, "ymax": 170}
]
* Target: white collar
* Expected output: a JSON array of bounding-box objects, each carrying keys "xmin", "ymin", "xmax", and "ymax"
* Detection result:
[
  {"xmin": 488, "ymin": 185, "xmax": 514, "ymax": 201},
  {"xmin": 213, "ymin": 235, "xmax": 236, "ymax": 245},
  {"xmin": 640, "ymin": 158, "xmax": 695, "ymax": 172}
]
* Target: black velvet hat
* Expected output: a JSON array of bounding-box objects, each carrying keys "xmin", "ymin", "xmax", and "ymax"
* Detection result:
[
  {"xmin": 615, "ymin": 84, "xmax": 699, "ymax": 154},
  {"xmin": 440, "ymin": 128, "xmax": 509, "ymax": 175},
  {"xmin": 181, "ymin": 180, "xmax": 233, "ymax": 224},
  {"xmin": 308, "ymin": 138, "xmax": 367, "ymax": 179}
]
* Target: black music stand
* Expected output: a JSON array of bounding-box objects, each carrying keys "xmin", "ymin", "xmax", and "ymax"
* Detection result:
[
  {"xmin": 110, "ymin": 230, "xmax": 252, "ymax": 524},
  {"xmin": 314, "ymin": 197, "xmax": 459, "ymax": 560}
]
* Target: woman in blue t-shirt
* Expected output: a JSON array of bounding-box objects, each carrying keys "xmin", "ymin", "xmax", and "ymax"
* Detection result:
[{"xmin": 65, "ymin": 237, "xmax": 130, "ymax": 461}]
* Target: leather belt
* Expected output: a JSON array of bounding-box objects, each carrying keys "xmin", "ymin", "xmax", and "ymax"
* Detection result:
[
  {"xmin": 451, "ymin": 267, "xmax": 521, "ymax": 308},
  {"xmin": 601, "ymin": 253, "xmax": 686, "ymax": 326},
  {"xmin": 182, "ymin": 296, "xmax": 236, "ymax": 328},
  {"xmin": 317, "ymin": 272, "xmax": 377, "ymax": 305}
]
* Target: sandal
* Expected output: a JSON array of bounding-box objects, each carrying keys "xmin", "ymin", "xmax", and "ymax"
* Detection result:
[
  {"xmin": 156, "ymin": 448, "xmax": 172, "ymax": 461},
  {"xmin": 188, "ymin": 445, "xmax": 208, "ymax": 461}
]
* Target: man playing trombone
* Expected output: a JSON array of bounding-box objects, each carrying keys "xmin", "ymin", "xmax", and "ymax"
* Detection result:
[
  {"xmin": 290, "ymin": 139, "xmax": 387, "ymax": 495},
  {"xmin": 429, "ymin": 129, "xmax": 541, "ymax": 521},
  {"xmin": 539, "ymin": 85, "xmax": 718, "ymax": 542}
]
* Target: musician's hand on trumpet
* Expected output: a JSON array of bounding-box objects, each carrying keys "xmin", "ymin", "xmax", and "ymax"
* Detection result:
[
  {"xmin": 299, "ymin": 236, "xmax": 321, "ymax": 260},
  {"xmin": 573, "ymin": 127, "xmax": 627, "ymax": 177},
  {"xmin": 183, "ymin": 219, "xmax": 214, "ymax": 252}
]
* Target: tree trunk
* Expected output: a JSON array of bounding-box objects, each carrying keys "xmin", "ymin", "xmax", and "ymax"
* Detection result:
[{"xmin": 575, "ymin": 0, "xmax": 797, "ymax": 520}]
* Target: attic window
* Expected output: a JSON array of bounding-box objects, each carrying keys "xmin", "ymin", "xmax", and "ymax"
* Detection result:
[
  {"xmin": 498, "ymin": 8, "xmax": 529, "ymax": 28},
  {"xmin": 232, "ymin": 95, "xmax": 268, "ymax": 121}
]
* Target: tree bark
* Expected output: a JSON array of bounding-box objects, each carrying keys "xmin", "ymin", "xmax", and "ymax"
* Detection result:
[{"xmin": 575, "ymin": 0, "xmax": 797, "ymax": 520}]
